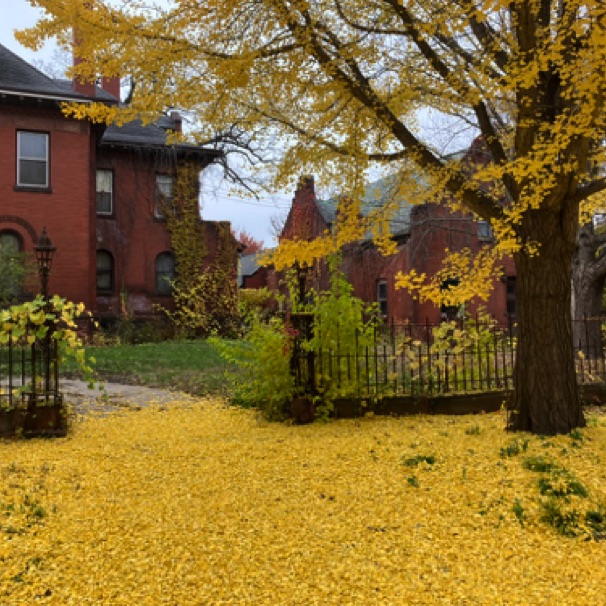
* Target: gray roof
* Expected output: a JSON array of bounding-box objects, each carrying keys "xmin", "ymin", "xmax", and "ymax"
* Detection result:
[
  {"xmin": 240, "ymin": 252, "xmax": 262, "ymax": 277},
  {"xmin": 316, "ymin": 173, "xmax": 415, "ymax": 238},
  {"xmin": 0, "ymin": 43, "xmax": 112, "ymax": 101},
  {"xmin": 238, "ymin": 252, "xmax": 264, "ymax": 287},
  {"xmin": 100, "ymin": 117, "xmax": 222, "ymax": 156},
  {"xmin": 1, "ymin": 42, "xmax": 219, "ymax": 157},
  {"xmin": 53, "ymin": 78, "xmax": 117, "ymax": 102}
]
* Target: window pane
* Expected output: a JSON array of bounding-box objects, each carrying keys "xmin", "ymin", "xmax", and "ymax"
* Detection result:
[
  {"xmin": 478, "ymin": 221, "xmax": 493, "ymax": 240},
  {"xmin": 0, "ymin": 233, "xmax": 21, "ymax": 253},
  {"xmin": 96, "ymin": 251, "xmax": 113, "ymax": 291},
  {"xmin": 156, "ymin": 253, "xmax": 175, "ymax": 294},
  {"xmin": 96, "ymin": 171, "xmax": 113, "ymax": 214},
  {"xmin": 96, "ymin": 170, "xmax": 112, "ymax": 192},
  {"xmin": 19, "ymin": 160, "xmax": 47, "ymax": 186},
  {"xmin": 155, "ymin": 175, "xmax": 174, "ymax": 218},
  {"xmin": 19, "ymin": 132, "xmax": 47, "ymax": 159},
  {"xmin": 156, "ymin": 175, "xmax": 173, "ymax": 198},
  {"xmin": 97, "ymin": 192, "xmax": 112, "ymax": 214},
  {"xmin": 97, "ymin": 272, "xmax": 112, "ymax": 290},
  {"xmin": 97, "ymin": 252, "xmax": 112, "ymax": 271}
]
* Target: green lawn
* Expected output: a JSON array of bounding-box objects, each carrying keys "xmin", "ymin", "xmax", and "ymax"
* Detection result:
[{"xmin": 62, "ymin": 339, "xmax": 230, "ymax": 395}]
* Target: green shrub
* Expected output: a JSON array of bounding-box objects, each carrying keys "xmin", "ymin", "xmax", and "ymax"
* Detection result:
[{"xmin": 212, "ymin": 315, "xmax": 294, "ymax": 420}]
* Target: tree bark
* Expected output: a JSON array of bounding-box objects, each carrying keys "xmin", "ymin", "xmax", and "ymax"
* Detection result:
[{"xmin": 508, "ymin": 211, "xmax": 585, "ymax": 435}]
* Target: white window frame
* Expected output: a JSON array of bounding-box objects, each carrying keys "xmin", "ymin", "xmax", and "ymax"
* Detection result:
[
  {"xmin": 96, "ymin": 169, "xmax": 114, "ymax": 215},
  {"xmin": 17, "ymin": 131, "xmax": 49, "ymax": 188}
]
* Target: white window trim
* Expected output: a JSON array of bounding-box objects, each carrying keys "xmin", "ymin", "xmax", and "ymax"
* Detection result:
[{"xmin": 17, "ymin": 131, "xmax": 49, "ymax": 188}]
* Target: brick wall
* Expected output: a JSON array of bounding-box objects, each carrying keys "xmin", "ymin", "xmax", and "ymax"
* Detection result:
[{"xmin": 0, "ymin": 101, "xmax": 96, "ymax": 308}]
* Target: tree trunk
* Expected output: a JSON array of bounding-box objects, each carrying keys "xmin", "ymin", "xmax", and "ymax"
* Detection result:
[
  {"xmin": 572, "ymin": 223, "xmax": 606, "ymax": 357},
  {"xmin": 508, "ymin": 212, "xmax": 585, "ymax": 435}
]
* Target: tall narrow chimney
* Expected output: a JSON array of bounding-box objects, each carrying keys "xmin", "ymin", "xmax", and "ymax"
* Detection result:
[
  {"xmin": 72, "ymin": 52, "xmax": 96, "ymax": 97},
  {"xmin": 101, "ymin": 76, "xmax": 120, "ymax": 100},
  {"xmin": 170, "ymin": 111, "xmax": 182, "ymax": 133},
  {"xmin": 72, "ymin": 2, "xmax": 97, "ymax": 98}
]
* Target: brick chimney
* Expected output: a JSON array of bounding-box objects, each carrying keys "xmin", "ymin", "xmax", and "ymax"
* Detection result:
[
  {"xmin": 71, "ymin": 2, "xmax": 100, "ymax": 98},
  {"xmin": 72, "ymin": 52, "xmax": 96, "ymax": 97},
  {"xmin": 101, "ymin": 76, "xmax": 120, "ymax": 100},
  {"xmin": 170, "ymin": 111, "xmax": 182, "ymax": 132}
]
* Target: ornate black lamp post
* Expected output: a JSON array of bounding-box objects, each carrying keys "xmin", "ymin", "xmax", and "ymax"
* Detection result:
[{"xmin": 35, "ymin": 227, "xmax": 56, "ymax": 300}]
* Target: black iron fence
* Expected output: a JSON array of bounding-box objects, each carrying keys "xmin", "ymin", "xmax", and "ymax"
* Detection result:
[
  {"xmin": 291, "ymin": 316, "xmax": 606, "ymax": 399},
  {"xmin": 0, "ymin": 330, "xmax": 60, "ymax": 409}
]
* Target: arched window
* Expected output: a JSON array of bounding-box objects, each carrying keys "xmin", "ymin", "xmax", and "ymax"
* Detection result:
[
  {"xmin": 0, "ymin": 231, "xmax": 22, "ymax": 253},
  {"xmin": 96, "ymin": 250, "xmax": 114, "ymax": 292},
  {"xmin": 155, "ymin": 252, "xmax": 175, "ymax": 295},
  {"xmin": 0, "ymin": 231, "xmax": 25, "ymax": 303}
]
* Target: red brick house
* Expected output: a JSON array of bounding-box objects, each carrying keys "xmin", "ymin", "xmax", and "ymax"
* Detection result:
[
  {"xmin": 0, "ymin": 43, "xmax": 235, "ymax": 319},
  {"xmin": 275, "ymin": 170, "xmax": 516, "ymax": 326}
]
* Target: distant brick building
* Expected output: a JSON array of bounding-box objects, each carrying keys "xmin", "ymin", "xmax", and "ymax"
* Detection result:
[
  {"xmin": 273, "ymin": 166, "xmax": 516, "ymax": 325},
  {"xmin": 0, "ymin": 43, "xmax": 237, "ymax": 319}
]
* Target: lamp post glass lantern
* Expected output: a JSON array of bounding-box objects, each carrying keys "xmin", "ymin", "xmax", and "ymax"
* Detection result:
[{"xmin": 35, "ymin": 227, "xmax": 56, "ymax": 300}]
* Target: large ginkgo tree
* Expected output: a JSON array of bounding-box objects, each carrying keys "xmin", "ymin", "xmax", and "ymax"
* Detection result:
[{"xmin": 20, "ymin": 0, "xmax": 606, "ymax": 433}]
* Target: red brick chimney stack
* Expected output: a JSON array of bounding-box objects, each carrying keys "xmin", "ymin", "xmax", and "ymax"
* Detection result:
[
  {"xmin": 101, "ymin": 76, "xmax": 120, "ymax": 100},
  {"xmin": 170, "ymin": 111, "xmax": 183, "ymax": 132}
]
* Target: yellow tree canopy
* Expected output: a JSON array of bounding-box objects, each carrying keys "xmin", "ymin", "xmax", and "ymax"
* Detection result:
[
  {"xmin": 19, "ymin": 0, "xmax": 606, "ymax": 294},
  {"xmin": 18, "ymin": 2, "xmax": 606, "ymax": 257},
  {"xmin": 19, "ymin": 0, "xmax": 606, "ymax": 432}
]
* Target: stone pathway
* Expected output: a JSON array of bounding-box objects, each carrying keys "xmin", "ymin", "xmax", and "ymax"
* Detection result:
[{"xmin": 61, "ymin": 379, "xmax": 196, "ymax": 416}]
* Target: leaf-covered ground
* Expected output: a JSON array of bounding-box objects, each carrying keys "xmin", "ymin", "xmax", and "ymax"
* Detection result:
[{"xmin": 2, "ymin": 401, "xmax": 606, "ymax": 604}]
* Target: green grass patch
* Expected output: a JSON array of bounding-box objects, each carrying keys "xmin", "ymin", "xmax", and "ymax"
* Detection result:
[{"xmin": 61, "ymin": 339, "xmax": 231, "ymax": 396}]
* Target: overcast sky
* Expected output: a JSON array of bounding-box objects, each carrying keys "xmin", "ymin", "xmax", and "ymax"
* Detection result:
[{"xmin": 0, "ymin": 0, "xmax": 291, "ymax": 247}]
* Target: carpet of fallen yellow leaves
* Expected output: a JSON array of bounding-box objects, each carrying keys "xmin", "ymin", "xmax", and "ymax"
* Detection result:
[{"xmin": 2, "ymin": 400, "xmax": 606, "ymax": 605}]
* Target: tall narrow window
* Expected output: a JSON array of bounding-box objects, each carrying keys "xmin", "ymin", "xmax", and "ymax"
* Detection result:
[
  {"xmin": 377, "ymin": 279, "xmax": 388, "ymax": 317},
  {"xmin": 96, "ymin": 170, "xmax": 113, "ymax": 215},
  {"xmin": 17, "ymin": 131, "xmax": 49, "ymax": 187},
  {"xmin": 155, "ymin": 252, "xmax": 175, "ymax": 295},
  {"xmin": 96, "ymin": 250, "xmax": 114, "ymax": 292},
  {"xmin": 155, "ymin": 175, "xmax": 174, "ymax": 218},
  {"xmin": 440, "ymin": 278, "xmax": 461, "ymax": 320}
]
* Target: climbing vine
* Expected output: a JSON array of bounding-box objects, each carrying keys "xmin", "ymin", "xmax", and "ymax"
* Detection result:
[{"xmin": 160, "ymin": 162, "xmax": 239, "ymax": 337}]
